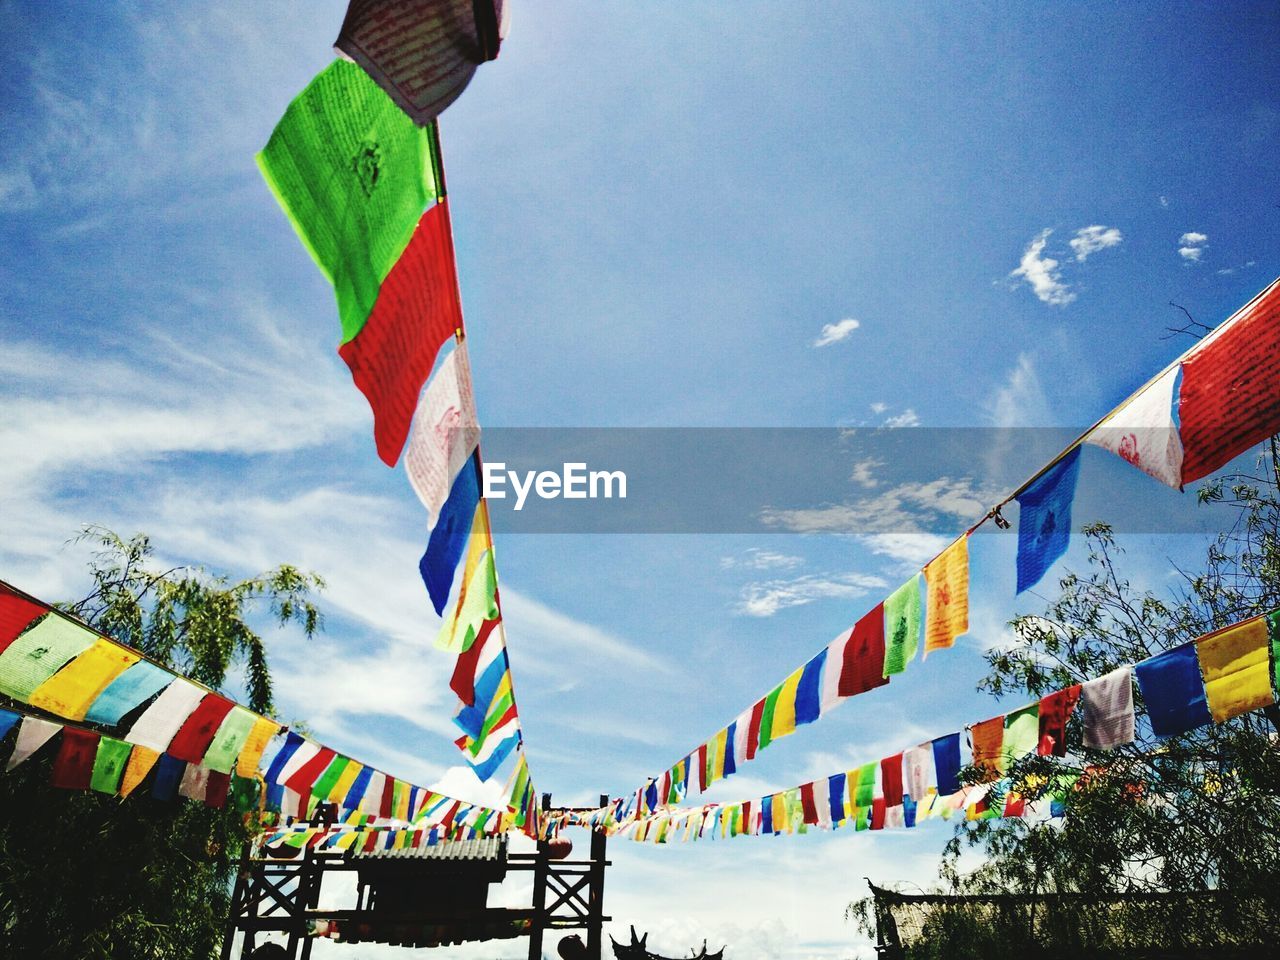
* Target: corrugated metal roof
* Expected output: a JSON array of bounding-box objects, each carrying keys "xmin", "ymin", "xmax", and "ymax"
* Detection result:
[{"xmin": 350, "ymin": 835, "xmax": 507, "ymax": 861}]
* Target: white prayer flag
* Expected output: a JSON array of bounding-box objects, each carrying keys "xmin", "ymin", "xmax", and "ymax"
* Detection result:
[
  {"xmin": 1085, "ymin": 365, "xmax": 1183, "ymax": 488},
  {"xmin": 404, "ymin": 343, "xmax": 481, "ymax": 526}
]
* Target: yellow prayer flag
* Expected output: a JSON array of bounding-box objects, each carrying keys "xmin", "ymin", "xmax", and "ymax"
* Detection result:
[
  {"xmin": 924, "ymin": 536, "xmax": 969, "ymax": 658},
  {"xmin": 236, "ymin": 717, "xmax": 283, "ymax": 778},
  {"xmin": 709, "ymin": 728, "xmax": 728, "ymax": 784},
  {"xmin": 771, "ymin": 666, "xmax": 804, "ymax": 741},
  {"xmin": 330, "ymin": 761, "xmax": 363, "ymax": 803},
  {"xmin": 771, "ymin": 793, "xmax": 788, "ymax": 833},
  {"xmin": 119, "ymin": 745, "xmax": 161, "ymax": 798},
  {"xmin": 1198, "ymin": 617, "xmax": 1275, "ymax": 723},
  {"xmin": 335, "ymin": 831, "xmax": 360, "ymax": 850},
  {"xmin": 28, "ymin": 639, "xmax": 140, "ymax": 721}
]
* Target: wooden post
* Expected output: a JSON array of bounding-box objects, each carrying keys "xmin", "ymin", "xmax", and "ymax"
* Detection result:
[
  {"xmin": 586, "ymin": 793, "xmax": 609, "ymax": 960},
  {"xmin": 528, "ymin": 792, "xmax": 552, "ymax": 960}
]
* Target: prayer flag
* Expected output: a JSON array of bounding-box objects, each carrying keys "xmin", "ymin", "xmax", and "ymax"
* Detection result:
[
  {"xmin": 28, "ymin": 638, "xmax": 140, "ymax": 721},
  {"xmin": 167, "ymin": 693, "xmax": 237, "ymax": 764},
  {"xmin": 1178, "ymin": 278, "xmax": 1280, "ymax": 484},
  {"xmin": 1134, "ymin": 645, "xmax": 1212, "ymax": 738},
  {"xmin": 820, "ymin": 630, "xmax": 850, "ymax": 714},
  {"xmin": 152, "ymin": 754, "xmax": 185, "ymax": 801},
  {"xmin": 0, "ymin": 614, "xmax": 96, "ymax": 702},
  {"xmin": 125, "ymin": 679, "xmax": 208, "ymax": 753},
  {"xmin": 828, "ymin": 772, "xmax": 847, "ymax": 824},
  {"xmin": 1081, "ymin": 666, "xmax": 1134, "ymax": 749},
  {"xmin": 800, "ymin": 781, "xmax": 820, "ymax": 825},
  {"xmin": 420, "ymin": 454, "xmax": 481, "ymax": 615},
  {"xmin": 6, "ymin": 715, "xmax": 60, "ymax": 770},
  {"xmin": 405, "ymin": 342, "xmax": 481, "ymax": 520},
  {"xmin": 923, "ymin": 536, "xmax": 969, "ymax": 658},
  {"xmin": 746, "ymin": 698, "xmax": 765, "ymax": 759},
  {"xmin": 795, "ymin": 651, "xmax": 824, "ymax": 726},
  {"xmin": 449, "ymin": 617, "xmax": 500, "ymax": 706},
  {"xmin": 0, "ymin": 590, "xmax": 45, "ymax": 653},
  {"xmin": 757, "ymin": 684, "xmax": 782, "ymax": 751},
  {"xmin": 732, "ymin": 709, "xmax": 751, "ymax": 766},
  {"xmin": 90, "ymin": 736, "xmax": 132, "ymax": 794},
  {"xmin": 854, "ymin": 761, "xmax": 877, "ymax": 808},
  {"xmin": 903, "ymin": 743, "xmax": 932, "ymax": 801},
  {"xmin": 883, "ymin": 575, "xmax": 922, "ymax": 677},
  {"xmin": 179, "ymin": 762, "xmax": 210, "ymax": 803},
  {"xmin": 1016, "ymin": 446, "xmax": 1081, "ymax": 593},
  {"xmin": 1037, "ymin": 685, "xmax": 1081, "ymax": 756},
  {"xmin": 771, "ymin": 667, "xmax": 803, "ymax": 742},
  {"xmin": 205, "ymin": 771, "xmax": 231, "ymax": 808},
  {"xmin": 0, "ymin": 709, "xmax": 17, "ymax": 742},
  {"xmin": 970, "ymin": 715, "xmax": 1005, "ymax": 779},
  {"xmin": 339, "ymin": 201, "xmax": 464, "ymax": 465},
  {"xmin": 256, "ymin": 59, "xmax": 439, "ymax": 343},
  {"xmin": 436, "ymin": 509, "xmax": 499, "ymax": 652},
  {"xmin": 201, "ymin": 707, "xmax": 259, "ymax": 775},
  {"xmin": 335, "ymin": 0, "xmax": 506, "ymax": 126},
  {"xmin": 840, "ymin": 606, "xmax": 890, "ymax": 695},
  {"xmin": 1003, "ymin": 703, "xmax": 1040, "ymax": 767},
  {"xmin": 119, "ymin": 745, "xmax": 161, "ymax": 798},
  {"xmin": 1196, "ymin": 616, "xmax": 1275, "ymax": 723},
  {"xmin": 50, "ymin": 727, "xmax": 99, "ymax": 790},
  {"xmin": 237, "ymin": 717, "xmax": 283, "ymax": 778},
  {"xmin": 870, "ymin": 796, "xmax": 886, "ymax": 830},
  {"xmin": 932, "ymin": 732, "xmax": 962, "ymax": 795},
  {"xmin": 85, "ymin": 660, "xmax": 173, "ymax": 726},
  {"xmin": 881, "ymin": 753, "xmax": 904, "ymax": 808},
  {"xmin": 722, "ymin": 723, "xmax": 737, "ymax": 778},
  {"xmin": 1085, "ymin": 364, "xmax": 1183, "ymax": 488}
]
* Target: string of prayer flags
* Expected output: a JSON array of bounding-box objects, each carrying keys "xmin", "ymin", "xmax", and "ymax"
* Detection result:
[
  {"xmin": 338, "ymin": 201, "xmax": 465, "ymax": 464},
  {"xmin": 335, "ymin": 0, "xmax": 507, "ymax": 126},
  {"xmin": 1195, "ymin": 615, "xmax": 1275, "ymax": 723},
  {"xmin": 1037, "ymin": 685, "xmax": 1081, "ymax": 756},
  {"xmin": 1015, "ymin": 446, "xmax": 1081, "ymax": 593},
  {"xmin": 1177, "ymin": 277, "xmax": 1280, "ymax": 484},
  {"xmin": 405, "ymin": 343, "xmax": 481, "ymax": 526},
  {"xmin": 257, "ymin": 59, "xmax": 440, "ymax": 345},
  {"xmin": 420, "ymin": 454, "xmax": 482, "ymax": 614},
  {"xmin": 882, "ymin": 575, "xmax": 922, "ymax": 676},
  {"xmin": 1084, "ymin": 365, "xmax": 1184, "ymax": 489},
  {"xmin": 1133, "ymin": 644, "xmax": 1213, "ymax": 738},
  {"xmin": 923, "ymin": 536, "xmax": 969, "ymax": 658},
  {"xmin": 1080, "ymin": 667, "xmax": 1135, "ymax": 749}
]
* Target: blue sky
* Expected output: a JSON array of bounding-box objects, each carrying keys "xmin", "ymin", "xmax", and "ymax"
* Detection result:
[{"xmin": 2, "ymin": 2, "xmax": 1278, "ymax": 958}]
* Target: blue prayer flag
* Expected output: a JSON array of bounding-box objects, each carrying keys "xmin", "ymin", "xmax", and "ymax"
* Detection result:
[
  {"xmin": 761, "ymin": 796, "xmax": 774, "ymax": 834},
  {"xmin": 469, "ymin": 733, "xmax": 519, "ymax": 781},
  {"xmin": 264, "ymin": 731, "xmax": 304, "ymax": 785},
  {"xmin": 1016, "ymin": 446, "xmax": 1082, "ymax": 593},
  {"xmin": 644, "ymin": 779, "xmax": 659, "ymax": 813},
  {"xmin": 828, "ymin": 772, "xmax": 847, "ymax": 824},
  {"xmin": 723, "ymin": 723, "xmax": 737, "ymax": 777},
  {"xmin": 151, "ymin": 754, "xmax": 185, "ymax": 801},
  {"xmin": 342, "ymin": 763, "xmax": 374, "ymax": 811},
  {"xmin": 420, "ymin": 456, "xmax": 481, "ymax": 615},
  {"xmin": 85, "ymin": 660, "xmax": 173, "ymax": 725},
  {"xmin": 0, "ymin": 709, "xmax": 18, "ymax": 742},
  {"xmin": 1134, "ymin": 643, "xmax": 1213, "ymax": 737},
  {"xmin": 795, "ymin": 650, "xmax": 825, "ymax": 725},
  {"xmin": 932, "ymin": 732, "xmax": 963, "ymax": 795},
  {"xmin": 903, "ymin": 794, "xmax": 917, "ymax": 828}
]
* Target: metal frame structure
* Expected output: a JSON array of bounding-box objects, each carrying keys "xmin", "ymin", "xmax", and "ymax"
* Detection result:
[{"xmin": 223, "ymin": 794, "xmax": 610, "ymax": 960}]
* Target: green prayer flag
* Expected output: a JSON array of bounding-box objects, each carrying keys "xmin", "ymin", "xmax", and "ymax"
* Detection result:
[
  {"xmin": 0, "ymin": 614, "xmax": 96, "ymax": 702},
  {"xmin": 201, "ymin": 706, "xmax": 257, "ymax": 774},
  {"xmin": 757, "ymin": 684, "xmax": 782, "ymax": 751},
  {"xmin": 312, "ymin": 755, "xmax": 350, "ymax": 802},
  {"xmin": 883, "ymin": 574, "xmax": 923, "ymax": 676},
  {"xmin": 90, "ymin": 736, "xmax": 132, "ymax": 794},
  {"xmin": 257, "ymin": 59, "xmax": 440, "ymax": 343},
  {"xmin": 1003, "ymin": 703, "xmax": 1040, "ymax": 767},
  {"xmin": 471, "ymin": 691, "xmax": 516, "ymax": 754},
  {"xmin": 231, "ymin": 775, "xmax": 261, "ymax": 813},
  {"xmin": 854, "ymin": 761, "xmax": 878, "ymax": 808}
]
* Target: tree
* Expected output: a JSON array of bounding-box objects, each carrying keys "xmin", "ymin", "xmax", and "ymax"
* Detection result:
[
  {"xmin": 0, "ymin": 528, "xmax": 323, "ymax": 960},
  {"xmin": 851, "ymin": 445, "xmax": 1280, "ymax": 954}
]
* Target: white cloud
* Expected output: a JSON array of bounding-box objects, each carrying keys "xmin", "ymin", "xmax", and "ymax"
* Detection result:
[
  {"xmin": 869, "ymin": 402, "xmax": 888, "ymax": 415},
  {"xmin": 721, "ymin": 548, "xmax": 805, "ymax": 571},
  {"xmin": 1178, "ymin": 231, "xmax": 1208, "ymax": 263},
  {"xmin": 759, "ymin": 476, "xmax": 998, "ymax": 538},
  {"xmin": 985, "ymin": 353, "xmax": 1051, "ymax": 429},
  {"xmin": 813, "ymin": 317, "xmax": 861, "ymax": 348},
  {"xmin": 850, "ymin": 458, "xmax": 882, "ymax": 489},
  {"xmin": 1068, "ymin": 224, "xmax": 1122, "ymax": 261},
  {"xmin": 1010, "ymin": 229, "xmax": 1076, "ymax": 306},
  {"xmin": 736, "ymin": 572, "xmax": 887, "ymax": 617},
  {"xmin": 1217, "ymin": 260, "xmax": 1256, "ymax": 276},
  {"xmin": 881, "ymin": 408, "xmax": 921, "ymax": 428},
  {"xmin": 1159, "ymin": 196, "xmax": 1170, "ymax": 208}
]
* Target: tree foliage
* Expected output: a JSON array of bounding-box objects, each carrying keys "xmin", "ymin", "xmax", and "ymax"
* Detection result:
[{"xmin": 0, "ymin": 529, "xmax": 323, "ymax": 960}]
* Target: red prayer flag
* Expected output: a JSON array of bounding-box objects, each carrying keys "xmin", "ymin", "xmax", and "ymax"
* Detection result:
[
  {"xmin": 337, "ymin": 200, "xmax": 463, "ymax": 466},
  {"xmin": 50, "ymin": 727, "xmax": 99, "ymax": 790},
  {"xmin": 880, "ymin": 752, "xmax": 905, "ymax": 808},
  {"xmin": 205, "ymin": 770, "xmax": 231, "ymax": 808},
  {"xmin": 449, "ymin": 618, "xmax": 498, "ymax": 706},
  {"xmin": 870, "ymin": 796, "xmax": 886, "ymax": 830},
  {"xmin": 800, "ymin": 781, "xmax": 820, "ymax": 825},
  {"xmin": 1038, "ymin": 684, "xmax": 1082, "ymax": 756},
  {"xmin": 745, "ymin": 699, "xmax": 765, "ymax": 760},
  {"xmin": 1179, "ymin": 278, "xmax": 1280, "ymax": 484},
  {"xmin": 696, "ymin": 743, "xmax": 708, "ymax": 792},
  {"xmin": 0, "ymin": 589, "xmax": 46, "ymax": 654},
  {"xmin": 166, "ymin": 693, "xmax": 236, "ymax": 764},
  {"xmin": 380, "ymin": 776, "xmax": 396, "ymax": 818},
  {"xmin": 839, "ymin": 604, "xmax": 891, "ymax": 697},
  {"xmin": 284, "ymin": 746, "xmax": 338, "ymax": 795}
]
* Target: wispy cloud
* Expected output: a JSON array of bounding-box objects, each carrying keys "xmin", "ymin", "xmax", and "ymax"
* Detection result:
[
  {"xmin": 1010, "ymin": 229, "xmax": 1075, "ymax": 306},
  {"xmin": 759, "ymin": 476, "xmax": 999, "ymax": 537},
  {"xmin": 1069, "ymin": 224, "xmax": 1122, "ymax": 261},
  {"xmin": 850, "ymin": 458, "xmax": 882, "ymax": 489},
  {"xmin": 985, "ymin": 353, "xmax": 1050, "ymax": 429},
  {"xmin": 1217, "ymin": 260, "xmax": 1256, "ymax": 276},
  {"xmin": 736, "ymin": 572, "xmax": 888, "ymax": 617},
  {"xmin": 1178, "ymin": 231, "xmax": 1208, "ymax": 262},
  {"xmin": 720, "ymin": 548, "xmax": 804, "ymax": 571},
  {"xmin": 812, "ymin": 317, "xmax": 861, "ymax": 347},
  {"xmin": 882, "ymin": 408, "xmax": 921, "ymax": 428}
]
